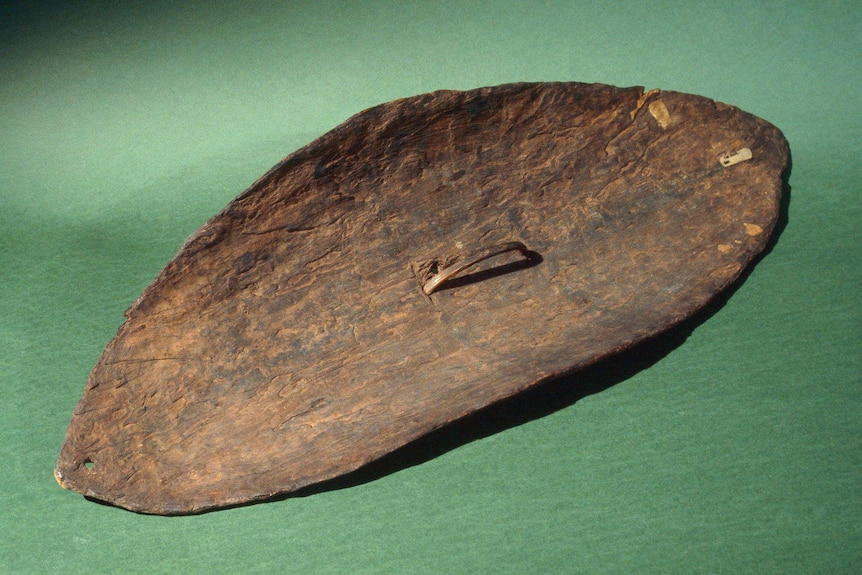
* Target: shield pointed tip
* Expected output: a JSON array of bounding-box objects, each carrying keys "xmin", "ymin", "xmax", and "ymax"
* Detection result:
[{"xmin": 54, "ymin": 467, "xmax": 68, "ymax": 489}]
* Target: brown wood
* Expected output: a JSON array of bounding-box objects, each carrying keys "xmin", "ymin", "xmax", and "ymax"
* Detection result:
[{"xmin": 55, "ymin": 82, "xmax": 789, "ymax": 514}]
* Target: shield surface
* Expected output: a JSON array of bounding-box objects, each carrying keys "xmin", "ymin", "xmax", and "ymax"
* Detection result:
[{"xmin": 55, "ymin": 82, "xmax": 788, "ymax": 514}]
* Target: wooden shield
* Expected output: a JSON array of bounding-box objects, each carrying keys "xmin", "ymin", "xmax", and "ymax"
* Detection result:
[{"xmin": 55, "ymin": 82, "xmax": 788, "ymax": 514}]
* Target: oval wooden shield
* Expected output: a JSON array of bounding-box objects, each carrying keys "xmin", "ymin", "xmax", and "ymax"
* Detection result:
[{"xmin": 55, "ymin": 82, "xmax": 788, "ymax": 514}]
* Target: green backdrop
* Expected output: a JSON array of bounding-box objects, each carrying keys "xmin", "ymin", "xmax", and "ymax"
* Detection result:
[{"xmin": 1, "ymin": 1, "xmax": 859, "ymax": 573}]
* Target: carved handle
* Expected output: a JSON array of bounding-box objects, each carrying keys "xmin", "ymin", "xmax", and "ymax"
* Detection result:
[{"xmin": 422, "ymin": 241, "xmax": 530, "ymax": 295}]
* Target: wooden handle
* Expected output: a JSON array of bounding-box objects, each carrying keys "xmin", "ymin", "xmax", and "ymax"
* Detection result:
[{"xmin": 422, "ymin": 241, "xmax": 529, "ymax": 295}]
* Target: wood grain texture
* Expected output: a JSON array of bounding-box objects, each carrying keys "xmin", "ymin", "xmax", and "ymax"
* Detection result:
[{"xmin": 55, "ymin": 82, "xmax": 789, "ymax": 514}]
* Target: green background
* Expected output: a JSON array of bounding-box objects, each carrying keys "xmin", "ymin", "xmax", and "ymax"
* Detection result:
[{"xmin": 2, "ymin": 1, "xmax": 859, "ymax": 573}]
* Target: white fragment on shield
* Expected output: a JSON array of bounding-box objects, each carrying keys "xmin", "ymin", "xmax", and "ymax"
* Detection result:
[{"xmin": 719, "ymin": 147, "xmax": 753, "ymax": 167}]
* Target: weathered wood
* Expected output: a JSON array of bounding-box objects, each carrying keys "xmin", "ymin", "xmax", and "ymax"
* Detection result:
[{"xmin": 55, "ymin": 82, "xmax": 789, "ymax": 514}]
